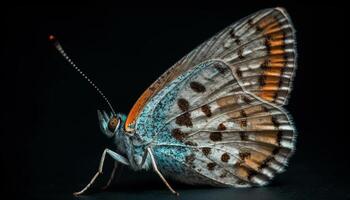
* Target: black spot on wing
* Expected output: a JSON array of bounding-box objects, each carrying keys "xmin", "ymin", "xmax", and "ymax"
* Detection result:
[
  {"xmin": 190, "ymin": 81, "xmax": 206, "ymax": 93},
  {"xmin": 202, "ymin": 147, "xmax": 211, "ymax": 156},
  {"xmin": 201, "ymin": 104, "xmax": 212, "ymax": 117},
  {"xmin": 207, "ymin": 162, "xmax": 217, "ymax": 170},
  {"xmin": 217, "ymin": 123, "xmax": 226, "ymax": 130},
  {"xmin": 214, "ymin": 63, "xmax": 229, "ymax": 75},
  {"xmin": 221, "ymin": 153, "xmax": 230, "ymax": 162},
  {"xmin": 171, "ymin": 128, "xmax": 186, "ymax": 141},
  {"xmin": 177, "ymin": 98, "xmax": 189, "ymax": 112},
  {"xmin": 210, "ymin": 132, "xmax": 222, "ymax": 141},
  {"xmin": 175, "ymin": 113, "xmax": 193, "ymax": 127}
]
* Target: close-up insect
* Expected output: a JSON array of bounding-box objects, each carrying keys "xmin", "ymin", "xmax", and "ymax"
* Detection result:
[
  {"xmin": 6, "ymin": 3, "xmax": 347, "ymax": 200},
  {"xmin": 50, "ymin": 7, "xmax": 297, "ymax": 196}
]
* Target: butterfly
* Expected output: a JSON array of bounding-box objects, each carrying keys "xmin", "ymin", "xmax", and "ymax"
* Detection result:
[{"xmin": 51, "ymin": 7, "xmax": 297, "ymax": 196}]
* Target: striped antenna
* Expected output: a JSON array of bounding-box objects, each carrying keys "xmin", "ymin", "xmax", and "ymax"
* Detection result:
[{"xmin": 49, "ymin": 35, "xmax": 116, "ymax": 116}]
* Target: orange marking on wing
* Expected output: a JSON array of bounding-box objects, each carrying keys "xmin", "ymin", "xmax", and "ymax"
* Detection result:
[
  {"xmin": 269, "ymin": 32, "xmax": 285, "ymax": 40},
  {"xmin": 264, "ymin": 22, "xmax": 280, "ymax": 32},
  {"xmin": 217, "ymin": 95, "xmax": 237, "ymax": 107},
  {"xmin": 125, "ymin": 64, "xmax": 183, "ymax": 132},
  {"xmin": 259, "ymin": 92, "xmax": 276, "ymax": 102},
  {"xmin": 269, "ymin": 48, "xmax": 285, "ymax": 55},
  {"xmin": 269, "ymin": 40, "xmax": 284, "ymax": 47},
  {"xmin": 264, "ymin": 76, "xmax": 280, "ymax": 84},
  {"xmin": 261, "ymin": 84, "xmax": 279, "ymax": 91},
  {"xmin": 236, "ymin": 166, "xmax": 249, "ymax": 179},
  {"xmin": 257, "ymin": 16, "xmax": 276, "ymax": 30},
  {"xmin": 247, "ymin": 116, "xmax": 274, "ymax": 128},
  {"xmin": 125, "ymin": 89, "xmax": 153, "ymax": 132},
  {"xmin": 227, "ymin": 111, "xmax": 243, "ymax": 119},
  {"xmin": 263, "ymin": 68, "xmax": 282, "ymax": 76},
  {"xmin": 257, "ymin": 15, "xmax": 285, "ymax": 36},
  {"xmin": 244, "ymin": 151, "xmax": 271, "ymax": 171},
  {"xmin": 269, "ymin": 55, "xmax": 286, "ymax": 63},
  {"xmin": 254, "ymin": 131, "xmax": 279, "ymax": 145},
  {"xmin": 249, "ymin": 151, "xmax": 269, "ymax": 163},
  {"xmin": 243, "ymin": 105, "xmax": 265, "ymax": 116},
  {"xmin": 244, "ymin": 159, "xmax": 260, "ymax": 171},
  {"xmin": 265, "ymin": 57, "xmax": 286, "ymax": 67},
  {"xmin": 264, "ymin": 26, "xmax": 283, "ymax": 35}
]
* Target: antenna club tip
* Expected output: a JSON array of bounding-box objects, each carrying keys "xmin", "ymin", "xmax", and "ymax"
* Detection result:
[{"xmin": 49, "ymin": 34, "xmax": 56, "ymax": 41}]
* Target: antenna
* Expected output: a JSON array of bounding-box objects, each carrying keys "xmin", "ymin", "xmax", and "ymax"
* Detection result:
[{"xmin": 49, "ymin": 35, "xmax": 116, "ymax": 116}]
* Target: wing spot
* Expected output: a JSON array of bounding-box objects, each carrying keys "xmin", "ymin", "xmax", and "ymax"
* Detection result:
[
  {"xmin": 259, "ymin": 156, "xmax": 274, "ymax": 170},
  {"xmin": 240, "ymin": 132, "xmax": 248, "ymax": 140},
  {"xmin": 209, "ymin": 132, "xmax": 222, "ymax": 141},
  {"xmin": 171, "ymin": 128, "xmax": 186, "ymax": 141},
  {"xmin": 273, "ymin": 146, "xmax": 281, "ymax": 155},
  {"xmin": 220, "ymin": 172, "xmax": 228, "ymax": 178},
  {"xmin": 185, "ymin": 154, "xmax": 195, "ymax": 165},
  {"xmin": 241, "ymin": 110, "xmax": 247, "ymax": 117},
  {"xmin": 185, "ymin": 141, "xmax": 197, "ymax": 146},
  {"xmin": 228, "ymin": 29, "xmax": 241, "ymax": 45},
  {"xmin": 201, "ymin": 104, "xmax": 212, "ymax": 117},
  {"xmin": 272, "ymin": 117, "xmax": 280, "ymax": 127},
  {"xmin": 265, "ymin": 35, "xmax": 272, "ymax": 49},
  {"xmin": 217, "ymin": 123, "xmax": 227, "ymax": 131},
  {"xmin": 247, "ymin": 19, "xmax": 254, "ymax": 26},
  {"xmin": 202, "ymin": 147, "xmax": 211, "ymax": 156},
  {"xmin": 229, "ymin": 29, "xmax": 235, "ymax": 37},
  {"xmin": 235, "ymin": 69, "xmax": 242, "ymax": 78},
  {"xmin": 214, "ymin": 63, "xmax": 228, "ymax": 75},
  {"xmin": 238, "ymin": 49, "xmax": 245, "ymax": 59},
  {"xmin": 207, "ymin": 162, "xmax": 217, "ymax": 171},
  {"xmin": 235, "ymin": 39, "xmax": 241, "ymax": 45},
  {"xmin": 239, "ymin": 152, "xmax": 251, "ymax": 160},
  {"xmin": 243, "ymin": 96, "xmax": 252, "ymax": 104},
  {"xmin": 190, "ymin": 81, "xmax": 206, "ymax": 93},
  {"xmin": 247, "ymin": 169, "xmax": 258, "ymax": 181},
  {"xmin": 221, "ymin": 153, "xmax": 230, "ymax": 162},
  {"xmin": 177, "ymin": 98, "xmax": 189, "ymax": 112},
  {"xmin": 260, "ymin": 60, "xmax": 269, "ymax": 70},
  {"xmin": 240, "ymin": 119, "xmax": 248, "ymax": 128},
  {"xmin": 175, "ymin": 113, "xmax": 193, "ymax": 127}
]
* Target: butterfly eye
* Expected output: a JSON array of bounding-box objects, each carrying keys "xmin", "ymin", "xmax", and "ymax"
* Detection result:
[{"xmin": 108, "ymin": 116, "xmax": 120, "ymax": 133}]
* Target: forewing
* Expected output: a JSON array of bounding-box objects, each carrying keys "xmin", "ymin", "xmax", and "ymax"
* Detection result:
[
  {"xmin": 126, "ymin": 7, "xmax": 296, "ymax": 130},
  {"xmin": 141, "ymin": 60, "xmax": 296, "ymax": 186}
]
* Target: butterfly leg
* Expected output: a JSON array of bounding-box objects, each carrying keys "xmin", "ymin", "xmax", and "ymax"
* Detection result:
[
  {"xmin": 73, "ymin": 148, "xmax": 129, "ymax": 196},
  {"xmin": 101, "ymin": 161, "xmax": 118, "ymax": 190},
  {"xmin": 147, "ymin": 147, "xmax": 179, "ymax": 196}
]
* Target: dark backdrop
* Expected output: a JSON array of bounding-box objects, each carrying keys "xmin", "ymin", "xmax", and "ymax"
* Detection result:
[{"xmin": 3, "ymin": 2, "xmax": 348, "ymax": 200}]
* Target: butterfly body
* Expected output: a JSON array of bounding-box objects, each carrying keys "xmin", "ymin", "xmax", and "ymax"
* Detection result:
[{"xmin": 66, "ymin": 7, "xmax": 297, "ymax": 195}]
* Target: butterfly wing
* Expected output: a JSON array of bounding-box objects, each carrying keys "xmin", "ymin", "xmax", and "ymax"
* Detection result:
[
  {"xmin": 135, "ymin": 60, "xmax": 295, "ymax": 186},
  {"xmin": 125, "ymin": 7, "xmax": 296, "ymax": 130}
]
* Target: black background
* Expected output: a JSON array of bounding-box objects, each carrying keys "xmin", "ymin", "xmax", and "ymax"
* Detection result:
[{"xmin": 3, "ymin": 2, "xmax": 348, "ymax": 200}]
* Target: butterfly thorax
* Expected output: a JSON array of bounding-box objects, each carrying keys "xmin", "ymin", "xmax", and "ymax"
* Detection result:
[{"xmin": 113, "ymin": 115, "xmax": 155, "ymax": 171}]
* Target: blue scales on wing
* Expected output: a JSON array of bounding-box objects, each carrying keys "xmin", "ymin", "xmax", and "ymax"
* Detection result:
[{"xmin": 134, "ymin": 60, "xmax": 296, "ymax": 187}]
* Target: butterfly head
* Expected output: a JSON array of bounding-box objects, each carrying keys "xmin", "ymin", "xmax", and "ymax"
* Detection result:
[{"xmin": 97, "ymin": 110, "xmax": 127, "ymax": 138}]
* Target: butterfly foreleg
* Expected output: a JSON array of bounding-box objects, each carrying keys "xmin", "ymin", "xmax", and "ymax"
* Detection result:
[
  {"xmin": 73, "ymin": 148, "xmax": 130, "ymax": 196},
  {"xmin": 146, "ymin": 147, "xmax": 179, "ymax": 196}
]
